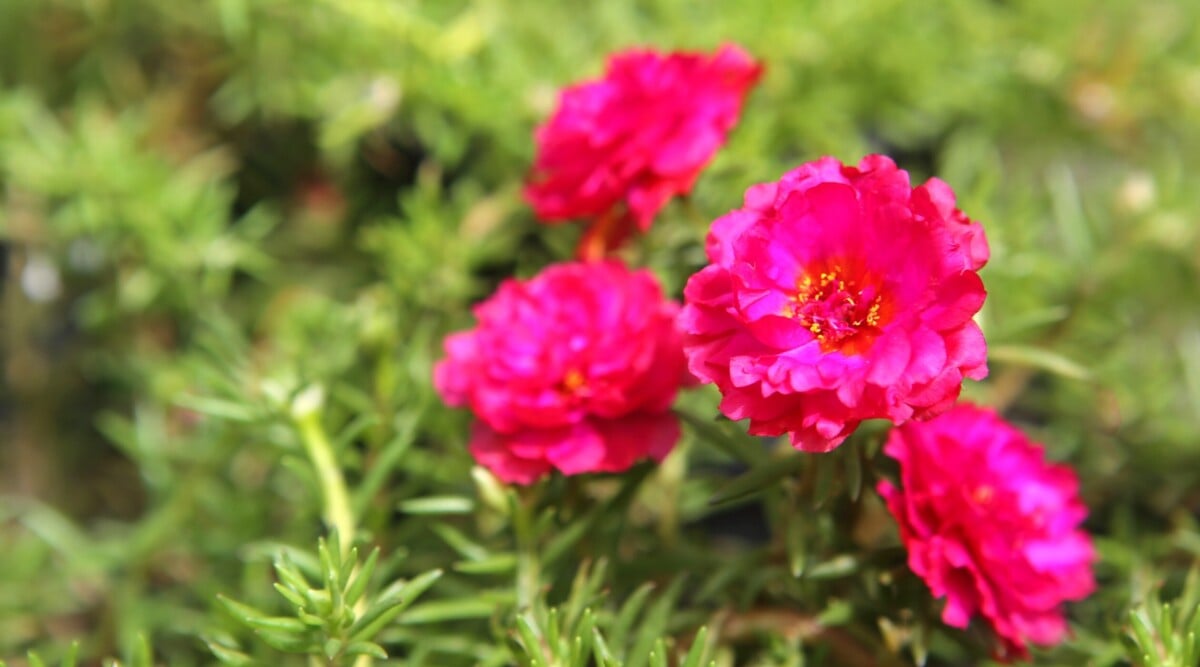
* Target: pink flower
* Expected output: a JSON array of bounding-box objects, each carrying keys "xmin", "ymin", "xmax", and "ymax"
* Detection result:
[
  {"xmin": 679, "ymin": 155, "xmax": 989, "ymax": 451},
  {"xmin": 525, "ymin": 44, "xmax": 762, "ymax": 254},
  {"xmin": 877, "ymin": 404, "xmax": 1095, "ymax": 660},
  {"xmin": 434, "ymin": 260, "xmax": 687, "ymax": 484}
]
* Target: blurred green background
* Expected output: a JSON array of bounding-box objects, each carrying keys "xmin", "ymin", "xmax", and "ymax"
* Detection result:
[{"xmin": 2, "ymin": 0, "xmax": 1199, "ymax": 665}]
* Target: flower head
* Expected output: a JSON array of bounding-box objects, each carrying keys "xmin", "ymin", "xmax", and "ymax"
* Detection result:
[
  {"xmin": 877, "ymin": 404, "xmax": 1095, "ymax": 660},
  {"xmin": 679, "ymin": 155, "xmax": 989, "ymax": 451},
  {"xmin": 434, "ymin": 260, "xmax": 687, "ymax": 484},
  {"xmin": 525, "ymin": 44, "xmax": 762, "ymax": 250}
]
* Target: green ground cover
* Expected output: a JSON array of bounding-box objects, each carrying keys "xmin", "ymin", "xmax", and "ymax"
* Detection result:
[{"xmin": 1, "ymin": 1, "xmax": 1199, "ymax": 665}]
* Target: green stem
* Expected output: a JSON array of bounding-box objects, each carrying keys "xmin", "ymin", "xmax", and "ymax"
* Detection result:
[
  {"xmin": 656, "ymin": 443, "xmax": 686, "ymax": 547},
  {"xmin": 295, "ymin": 410, "xmax": 356, "ymax": 557},
  {"xmin": 293, "ymin": 407, "xmax": 371, "ymax": 667},
  {"xmin": 512, "ymin": 492, "xmax": 541, "ymax": 611}
]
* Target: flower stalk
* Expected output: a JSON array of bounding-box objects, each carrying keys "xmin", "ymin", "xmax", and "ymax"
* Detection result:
[
  {"xmin": 293, "ymin": 404, "xmax": 355, "ymax": 557},
  {"xmin": 290, "ymin": 385, "xmax": 371, "ymax": 667},
  {"xmin": 511, "ymin": 490, "xmax": 541, "ymax": 611}
]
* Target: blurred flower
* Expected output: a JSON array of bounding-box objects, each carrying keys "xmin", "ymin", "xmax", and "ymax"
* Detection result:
[
  {"xmin": 679, "ymin": 155, "xmax": 988, "ymax": 451},
  {"xmin": 20, "ymin": 252, "xmax": 62, "ymax": 303},
  {"xmin": 525, "ymin": 44, "xmax": 762, "ymax": 257},
  {"xmin": 434, "ymin": 260, "xmax": 687, "ymax": 484},
  {"xmin": 878, "ymin": 404, "xmax": 1095, "ymax": 660}
]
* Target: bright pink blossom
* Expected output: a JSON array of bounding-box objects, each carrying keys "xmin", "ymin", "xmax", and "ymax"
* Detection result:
[
  {"xmin": 525, "ymin": 44, "xmax": 762, "ymax": 249},
  {"xmin": 434, "ymin": 260, "xmax": 686, "ymax": 484},
  {"xmin": 679, "ymin": 155, "xmax": 989, "ymax": 451},
  {"xmin": 878, "ymin": 404, "xmax": 1095, "ymax": 660}
]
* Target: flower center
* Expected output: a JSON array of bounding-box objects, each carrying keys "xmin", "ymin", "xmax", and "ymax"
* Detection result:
[
  {"xmin": 972, "ymin": 484, "xmax": 995, "ymax": 505},
  {"xmin": 560, "ymin": 368, "xmax": 588, "ymax": 395},
  {"xmin": 784, "ymin": 263, "xmax": 887, "ymax": 354}
]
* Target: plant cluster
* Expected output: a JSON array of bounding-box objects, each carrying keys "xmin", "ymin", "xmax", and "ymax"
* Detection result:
[{"xmin": 2, "ymin": 1, "xmax": 1199, "ymax": 666}]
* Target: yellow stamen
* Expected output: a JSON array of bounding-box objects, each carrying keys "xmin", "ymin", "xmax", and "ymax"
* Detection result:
[{"xmin": 563, "ymin": 369, "xmax": 586, "ymax": 392}]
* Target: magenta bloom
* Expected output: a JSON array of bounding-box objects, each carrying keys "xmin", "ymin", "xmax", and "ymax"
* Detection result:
[
  {"xmin": 434, "ymin": 260, "xmax": 687, "ymax": 484},
  {"xmin": 525, "ymin": 44, "xmax": 762, "ymax": 238},
  {"xmin": 877, "ymin": 404, "xmax": 1095, "ymax": 660},
  {"xmin": 679, "ymin": 155, "xmax": 989, "ymax": 451}
]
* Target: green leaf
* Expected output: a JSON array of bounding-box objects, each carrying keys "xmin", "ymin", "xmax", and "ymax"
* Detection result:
[
  {"xmin": 817, "ymin": 599, "xmax": 853, "ymax": 626},
  {"xmin": 218, "ymin": 594, "xmax": 310, "ymax": 634},
  {"xmin": 305, "ymin": 588, "xmax": 333, "ymax": 616},
  {"xmin": 515, "ymin": 613, "xmax": 549, "ymax": 667},
  {"xmin": 988, "ymin": 343, "xmax": 1092, "ymax": 381},
  {"xmin": 610, "ymin": 583, "xmax": 656, "ymax": 653},
  {"xmin": 345, "ymin": 547, "xmax": 380, "ymax": 607},
  {"xmin": 174, "ymin": 394, "xmax": 260, "ymax": 421},
  {"xmin": 431, "ymin": 523, "xmax": 490, "ymax": 561},
  {"xmin": 329, "ymin": 568, "xmax": 345, "ymax": 621},
  {"xmin": 785, "ymin": 518, "xmax": 807, "ymax": 577},
  {"xmin": 132, "ymin": 633, "xmax": 153, "ymax": 667},
  {"xmin": 344, "ymin": 641, "xmax": 388, "ymax": 659},
  {"xmin": 627, "ymin": 578, "xmax": 685, "ymax": 667},
  {"xmin": 804, "ymin": 554, "xmax": 858, "ymax": 580},
  {"xmin": 334, "ymin": 413, "xmax": 381, "ymax": 452},
  {"xmin": 681, "ymin": 626, "xmax": 711, "ymax": 667},
  {"xmin": 402, "ymin": 597, "xmax": 505, "ymax": 624},
  {"xmin": 203, "ymin": 637, "xmax": 256, "ymax": 667},
  {"xmin": 843, "ymin": 444, "xmax": 863, "ymax": 501},
  {"xmin": 563, "ymin": 560, "xmax": 608, "ymax": 631},
  {"xmin": 709, "ymin": 454, "xmax": 807, "ymax": 506},
  {"xmin": 545, "ymin": 607, "xmax": 562, "ymax": 659},
  {"xmin": 812, "ymin": 455, "xmax": 835, "ymax": 508},
  {"xmin": 348, "ymin": 569, "xmax": 443, "ymax": 641},
  {"xmin": 63, "ymin": 643, "xmax": 80, "ymax": 667},
  {"xmin": 339, "ymin": 545, "xmax": 358, "ymax": 591},
  {"xmin": 273, "ymin": 582, "xmax": 308, "ymax": 609},
  {"xmin": 253, "ymin": 630, "xmax": 313, "ymax": 653},
  {"xmin": 353, "ymin": 410, "xmax": 421, "ymax": 517},
  {"xmin": 568, "ymin": 635, "xmax": 590, "ymax": 667},
  {"xmin": 298, "ymin": 610, "xmax": 326, "ymax": 627},
  {"xmin": 317, "ymin": 536, "xmax": 340, "ymax": 589},
  {"xmin": 570, "ymin": 609, "xmax": 598, "ymax": 666},
  {"xmin": 453, "ymin": 553, "xmax": 517, "ymax": 574},
  {"xmin": 258, "ymin": 543, "xmax": 322, "ymax": 580},
  {"xmin": 544, "ymin": 467, "xmax": 651, "ymax": 565},
  {"xmin": 217, "ymin": 594, "xmax": 272, "ymax": 624},
  {"xmin": 648, "ymin": 639, "xmax": 669, "ymax": 667},
  {"xmin": 676, "ymin": 409, "xmax": 767, "ymax": 465},
  {"xmin": 398, "ymin": 496, "xmax": 476, "ymax": 515},
  {"xmin": 250, "ymin": 616, "xmax": 311, "ymax": 634},
  {"xmin": 1126, "ymin": 569, "xmax": 1200, "ymax": 667},
  {"xmin": 273, "ymin": 556, "xmax": 312, "ymax": 596},
  {"xmin": 349, "ymin": 598, "xmax": 410, "ymax": 641},
  {"xmin": 323, "ymin": 638, "xmax": 342, "ymax": 660},
  {"xmin": 592, "ymin": 628, "xmax": 619, "ymax": 667}
]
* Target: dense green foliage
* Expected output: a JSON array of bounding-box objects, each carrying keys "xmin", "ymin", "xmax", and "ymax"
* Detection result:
[{"xmin": 2, "ymin": 1, "xmax": 1199, "ymax": 665}]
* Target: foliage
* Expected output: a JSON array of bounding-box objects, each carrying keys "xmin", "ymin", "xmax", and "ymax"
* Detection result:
[
  {"xmin": 209, "ymin": 533, "xmax": 442, "ymax": 665},
  {"xmin": 1124, "ymin": 569, "xmax": 1200, "ymax": 667},
  {"xmin": 1, "ymin": 0, "xmax": 1199, "ymax": 665}
]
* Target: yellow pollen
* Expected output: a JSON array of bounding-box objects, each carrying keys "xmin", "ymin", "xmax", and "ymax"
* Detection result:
[
  {"xmin": 866, "ymin": 302, "xmax": 881, "ymax": 326},
  {"xmin": 563, "ymin": 369, "xmax": 586, "ymax": 392},
  {"xmin": 782, "ymin": 262, "xmax": 888, "ymax": 353}
]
